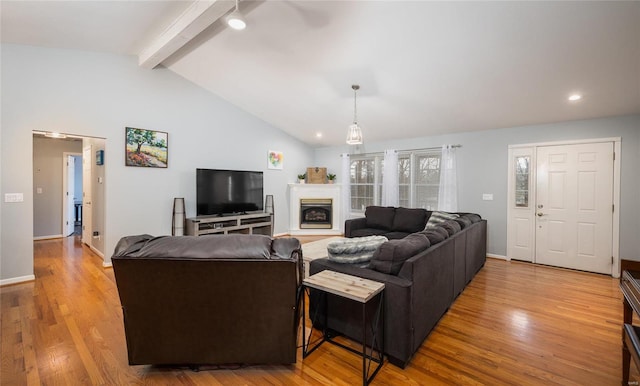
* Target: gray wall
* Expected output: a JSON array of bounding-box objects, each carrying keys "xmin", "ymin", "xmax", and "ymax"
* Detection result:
[
  {"xmin": 32, "ymin": 136, "xmax": 83, "ymax": 238},
  {"xmin": 1, "ymin": 44, "xmax": 314, "ymax": 282},
  {"xmin": 314, "ymin": 115, "xmax": 640, "ymax": 260}
]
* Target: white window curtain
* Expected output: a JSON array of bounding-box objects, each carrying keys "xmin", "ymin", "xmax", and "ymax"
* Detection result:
[
  {"xmin": 341, "ymin": 153, "xmax": 351, "ymax": 227},
  {"xmin": 438, "ymin": 145, "xmax": 458, "ymax": 211},
  {"xmin": 382, "ymin": 149, "xmax": 399, "ymax": 207}
]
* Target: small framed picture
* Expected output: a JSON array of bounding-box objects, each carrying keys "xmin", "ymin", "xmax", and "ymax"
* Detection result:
[
  {"xmin": 125, "ymin": 127, "xmax": 168, "ymax": 168},
  {"xmin": 96, "ymin": 150, "xmax": 104, "ymax": 165},
  {"xmin": 268, "ymin": 150, "xmax": 283, "ymax": 170}
]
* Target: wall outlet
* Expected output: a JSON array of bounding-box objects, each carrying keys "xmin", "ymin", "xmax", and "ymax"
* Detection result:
[{"xmin": 482, "ymin": 193, "xmax": 494, "ymax": 201}]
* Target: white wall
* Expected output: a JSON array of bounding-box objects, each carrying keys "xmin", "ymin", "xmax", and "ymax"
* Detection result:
[
  {"xmin": 0, "ymin": 44, "xmax": 314, "ymax": 282},
  {"xmin": 314, "ymin": 115, "xmax": 640, "ymax": 260}
]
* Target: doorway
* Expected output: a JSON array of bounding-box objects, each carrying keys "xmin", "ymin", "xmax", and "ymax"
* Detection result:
[
  {"xmin": 32, "ymin": 132, "xmax": 107, "ymax": 260},
  {"xmin": 506, "ymin": 138, "xmax": 621, "ymax": 276},
  {"xmin": 62, "ymin": 153, "xmax": 82, "ymax": 237}
]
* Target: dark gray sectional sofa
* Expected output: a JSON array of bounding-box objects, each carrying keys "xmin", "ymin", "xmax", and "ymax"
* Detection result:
[{"xmin": 310, "ymin": 206, "xmax": 487, "ymax": 368}]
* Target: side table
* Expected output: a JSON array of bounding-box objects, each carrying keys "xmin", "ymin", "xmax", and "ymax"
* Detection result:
[{"xmin": 302, "ymin": 270, "xmax": 385, "ymax": 386}]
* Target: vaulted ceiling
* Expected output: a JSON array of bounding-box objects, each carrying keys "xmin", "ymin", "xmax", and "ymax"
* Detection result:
[{"xmin": 2, "ymin": 1, "xmax": 639, "ymax": 147}]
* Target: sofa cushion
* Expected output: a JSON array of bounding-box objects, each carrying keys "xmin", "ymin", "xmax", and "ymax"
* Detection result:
[
  {"xmin": 461, "ymin": 213, "xmax": 482, "ymax": 223},
  {"xmin": 327, "ymin": 236, "xmax": 388, "ymax": 264},
  {"xmin": 425, "ymin": 211, "xmax": 460, "ymax": 228},
  {"xmin": 365, "ymin": 206, "xmax": 396, "ymax": 230},
  {"xmin": 419, "ymin": 229, "xmax": 447, "ymax": 245},
  {"xmin": 271, "ymin": 238, "xmax": 301, "ymax": 260},
  {"xmin": 454, "ymin": 216, "xmax": 472, "ymax": 229},
  {"xmin": 384, "ymin": 231, "xmax": 412, "ymax": 240},
  {"xmin": 440, "ymin": 220, "xmax": 462, "ymax": 236},
  {"xmin": 392, "ymin": 207, "xmax": 428, "ymax": 233},
  {"xmin": 351, "ymin": 228, "xmax": 388, "ymax": 238},
  {"xmin": 370, "ymin": 233, "xmax": 430, "ymax": 275}
]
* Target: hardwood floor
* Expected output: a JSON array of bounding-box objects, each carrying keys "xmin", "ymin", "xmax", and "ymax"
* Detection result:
[{"xmin": 1, "ymin": 236, "xmax": 634, "ymax": 385}]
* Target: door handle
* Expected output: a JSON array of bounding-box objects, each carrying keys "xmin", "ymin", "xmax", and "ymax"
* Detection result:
[{"xmin": 537, "ymin": 212, "xmax": 544, "ymax": 217}]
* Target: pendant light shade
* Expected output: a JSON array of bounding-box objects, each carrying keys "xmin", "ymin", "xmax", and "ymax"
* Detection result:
[
  {"xmin": 226, "ymin": 0, "xmax": 246, "ymax": 30},
  {"xmin": 346, "ymin": 124, "xmax": 363, "ymax": 145},
  {"xmin": 346, "ymin": 85, "xmax": 363, "ymax": 145}
]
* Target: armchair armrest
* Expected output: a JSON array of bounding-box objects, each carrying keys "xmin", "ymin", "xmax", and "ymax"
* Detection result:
[{"xmin": 344, "ymin": 217, "xmax": 367, "ymax": 237}]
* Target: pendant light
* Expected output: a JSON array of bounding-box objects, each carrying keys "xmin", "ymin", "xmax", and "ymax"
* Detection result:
[
  {"xmin": 346, "ymin": 84, "xmax": 363, "ymax": 145},
  {"xmin": 226, "ymin": 0, "xmax": 246, "ymax": 30}
]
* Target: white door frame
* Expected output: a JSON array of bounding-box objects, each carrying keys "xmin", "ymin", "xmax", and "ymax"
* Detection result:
[
  {"xmin": 62, "ymin": 152, "xmax": 82, "ymax": 237},
  {"xmin": 82, "ymin": 145, "xmax": 93, "ymax": 247},
  {"xmin": 507, "ymin": 137, "xmax": 621, "ymax": 277}
]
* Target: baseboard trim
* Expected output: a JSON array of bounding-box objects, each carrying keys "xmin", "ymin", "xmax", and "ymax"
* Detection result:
[
  {"xmin": 33, "ymin": 234, "xmax": 64, "ymax": 241},
  {"xmin": 102, "ymin": 261, "xmax": 112, "ymax": 268},
  {"xmin": 273, "ymin": 232, "xmax": 289, "ymax": 237},
  {"xmin": 487, "ymin": 253, "xmax": 508, "ymax": 260},
  {"xmin": 89, "ymin": 245, "xmax": 104, "ymax": 258},
  {"xmin": 1, "ymin": 274, "xmax": 36, "ymax": 287}
]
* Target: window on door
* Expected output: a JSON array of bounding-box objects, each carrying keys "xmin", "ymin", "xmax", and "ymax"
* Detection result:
[{"xmin": 349, "ymin": 149, "xmax": 442, "ymax": 213}]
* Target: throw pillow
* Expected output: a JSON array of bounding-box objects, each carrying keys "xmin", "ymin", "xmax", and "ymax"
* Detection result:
[
  {"xmin": 420, "ymin": 229, "xmax": 446, "ymax": 245},
  {"xmin": 440, "ymin": 220, "xmax": 462, "ymax": 236},
  {"xmin": 461, "ymin": 213, "xmax": 482, "ymax": 223},
  {"xmin": 425, "ymin": 211, "xmax": 460, "ymax": 229},
  {"xmin": 370, "ymin": 233, "xmax": 430, "ymax": 275},
  {"xmin": 454, "ymin": 216, "xmax": 472, "ymax": 229},
  {"xmin": 365, "ymin": 206, "xmax": 396, "ymax": 230},
  {"xmin": 327, "ymin": 235, "xmax": 388, "ymax": 264}
]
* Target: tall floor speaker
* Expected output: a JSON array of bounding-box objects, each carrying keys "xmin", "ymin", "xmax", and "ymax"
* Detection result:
[
  {"xmin": 265, "ymin": 195, "xmax": 274, "ymax": 214},
  {"xmin": 172, "ymin": 197, "xmax": 185, "ymax": 236}
]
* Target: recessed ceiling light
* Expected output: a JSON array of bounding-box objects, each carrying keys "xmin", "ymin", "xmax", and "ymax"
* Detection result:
[
  {"xmin": 226, "ymin": 0, "xmax": 246, "ymax": 30},
  {"xmin": 316, "ymin": 132, "xmax": 322, "ymax": 138},
  {"xmin": 568, "ymin": 94, "xmax": 582, "ymax": 101}
]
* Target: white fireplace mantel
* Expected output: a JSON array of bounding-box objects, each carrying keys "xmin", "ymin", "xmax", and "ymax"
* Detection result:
[{"xmin": 288, "ymin": 183, "xmax": 342, "ymax": 235}]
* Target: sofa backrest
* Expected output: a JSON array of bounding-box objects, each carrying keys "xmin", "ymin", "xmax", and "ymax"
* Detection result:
[
  {"xmin": 364, "ymin": 206, "xmax": 430, "ymax": 233},
  {"xmin": 113, "ymin": 234, "xmax": 300, "ymax": 261},
  {"xmin": 111, "ymin": 234, "xmax": 302, "ymax": 366}
]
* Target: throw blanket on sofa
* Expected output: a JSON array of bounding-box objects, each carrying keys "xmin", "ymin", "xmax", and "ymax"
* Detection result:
[{"xmin": 327, "ymin": 236, "xmax": 388, "ymax": 263}]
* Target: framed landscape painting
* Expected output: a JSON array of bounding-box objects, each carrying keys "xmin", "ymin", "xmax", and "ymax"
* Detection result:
[{"xmin": 125, "ymin": 127, "xmax": 168, "ymax": 168}]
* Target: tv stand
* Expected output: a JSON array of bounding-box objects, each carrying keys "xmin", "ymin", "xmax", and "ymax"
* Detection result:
[{"xmin": 185, "ymin": 212, "xmax": 273, "ymax": 237}]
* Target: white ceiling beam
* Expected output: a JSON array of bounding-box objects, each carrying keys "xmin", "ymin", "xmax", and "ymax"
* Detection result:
[{"xmin": 138, "ymin": 0, "xmax": 235, "ymax": 69}]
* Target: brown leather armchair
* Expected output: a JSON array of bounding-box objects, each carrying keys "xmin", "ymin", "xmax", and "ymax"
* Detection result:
[{"xmin": 112, "ymin": 234, "xmax": 302, "ymax": 367}]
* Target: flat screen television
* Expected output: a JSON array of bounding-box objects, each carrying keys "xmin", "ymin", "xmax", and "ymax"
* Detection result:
[{"xmin": 196, "ymin": 168, "xmax": 264, "ymax": 216}]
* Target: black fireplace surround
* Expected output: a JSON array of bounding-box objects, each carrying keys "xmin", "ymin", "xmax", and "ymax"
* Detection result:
[{"xmin": 300, "ymin": 198, "xmax": 332, "ymax": 229}]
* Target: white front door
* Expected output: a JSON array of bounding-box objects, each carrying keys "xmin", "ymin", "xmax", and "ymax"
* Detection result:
[{"xmin": 535, "ymin": 142, "xmax": 614, "ymax": 274}]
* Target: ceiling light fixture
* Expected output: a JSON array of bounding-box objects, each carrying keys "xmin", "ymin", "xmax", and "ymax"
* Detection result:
[
  {"xmin": 346, "ymin": 84, "xmax": 363, "ymax": 145},
  {"xmin": 568, "ymin": 94, "xmax": 582, "ymax": 101},
  {"xmin": 226, "ymin": 0, "xmax": 246, "ymax": 30}
]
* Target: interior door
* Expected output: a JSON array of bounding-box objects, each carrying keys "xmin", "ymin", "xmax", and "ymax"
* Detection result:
[
  {"xmin": 82, "ymin": 145, "xmax": 92, "ymax": 246},
  {"xmin": 535, "ymin": 142, "xmax": 613, "ymax": 274},
  {"xmin": 65, "ymin": 155, "xmax": 76, "ymax": 236}
]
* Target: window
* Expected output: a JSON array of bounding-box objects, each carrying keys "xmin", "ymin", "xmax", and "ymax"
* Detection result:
[
  {"xmin": 350, "ymin": 149, "xmax": 441, "ymax": 213},
  {"xmin": 514, "ymin": 156, "xmax": 530, "ymax": 207},
  {"xmin": 350, "ymin": 158, "xmax": 378, "ymax": 211}
]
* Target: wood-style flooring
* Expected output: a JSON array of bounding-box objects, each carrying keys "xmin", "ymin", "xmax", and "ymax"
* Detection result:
[{"xmin": 1, "ymin": 236, "xmax": 635, "ymax": 385}]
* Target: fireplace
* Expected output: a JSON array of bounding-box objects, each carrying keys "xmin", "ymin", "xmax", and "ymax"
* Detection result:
[{"xmin": 300, "ymin": 198, "xmax": 332, "ymax": 229}]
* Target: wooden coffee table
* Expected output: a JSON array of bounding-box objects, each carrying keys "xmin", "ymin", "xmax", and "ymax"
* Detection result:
[{"xmin": 301, "ymin": 237, "xmax": 342, "ymax": 278}]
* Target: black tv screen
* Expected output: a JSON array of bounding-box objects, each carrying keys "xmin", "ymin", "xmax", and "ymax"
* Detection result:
[{"xmin": 196, "ymin": 169, "xmax": 264, "ymax": 216}]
